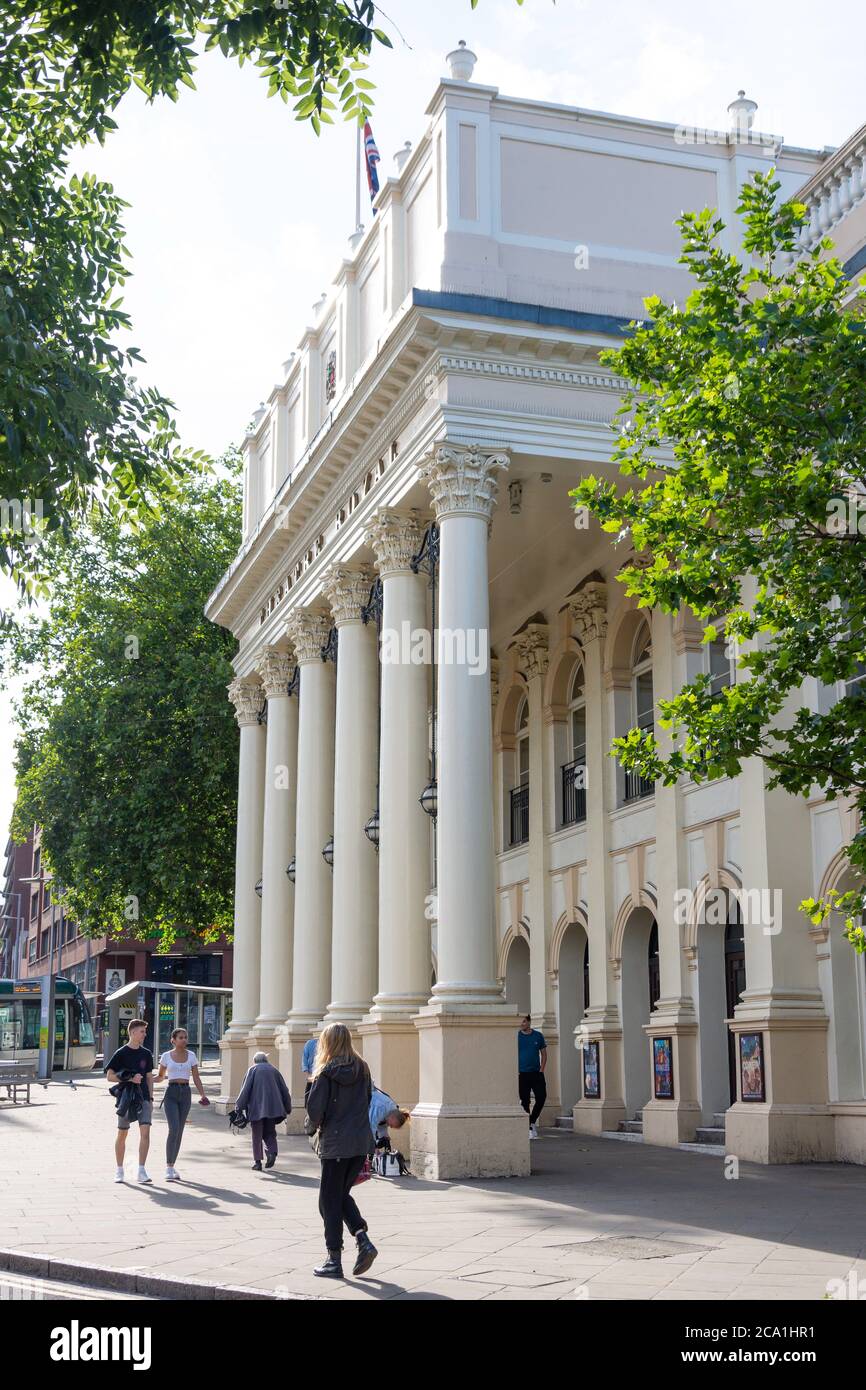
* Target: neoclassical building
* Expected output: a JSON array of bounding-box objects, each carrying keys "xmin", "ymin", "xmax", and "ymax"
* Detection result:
[{"xmin": 206, "ymin": 47, "xmax": 866, "ymax": 1177}]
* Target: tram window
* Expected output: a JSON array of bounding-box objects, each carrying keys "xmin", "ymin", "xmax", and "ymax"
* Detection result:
[
  {"xmin": 0, "ymin": 1003, "xmax": 21, "ymax": 1051},
  {"xmin": 71, "ymin": 995, "xmax": 94, "ymax": 1046},
  {"xmin": 22, "ymin": 1001, "xmax": 40, "ymax": 1050}
]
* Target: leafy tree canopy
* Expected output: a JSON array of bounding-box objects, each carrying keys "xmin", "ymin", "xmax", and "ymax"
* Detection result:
[
  {"xmin": 0, "ymin": 2, "xmax": 391, "ymax": 608},
  {"xmin": 572, "ymin": 172, "xmax": 866, "ymax": 949},
  {"xmin": 2, "ymin": 456, "xmax": 243, "ymax": 947}
]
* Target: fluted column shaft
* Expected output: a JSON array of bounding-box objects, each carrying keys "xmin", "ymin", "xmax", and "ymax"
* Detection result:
[
  {"xmin": 254, "ymin": 647, "xmax": 298, "ymax": 1034},
  {"xmin": 322, "ymin": 565, "xmax": 379, "ymax": 1023},
  {"xmin": 285, "ymin": 609, "xmax": 335, "ymax": 1026},
  {"xmin": 366, "ymin": 510, "xmax": 431, "ymax": 1017},
  {"xmin": 226, "ymin": 678, "xmax": 266, "ymax": 1035}
]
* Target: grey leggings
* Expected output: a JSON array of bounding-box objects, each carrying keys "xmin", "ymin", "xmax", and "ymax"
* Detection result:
[{"xmin": 163, "ymin": 1083, "xmax": 192, "ymax": 1165}]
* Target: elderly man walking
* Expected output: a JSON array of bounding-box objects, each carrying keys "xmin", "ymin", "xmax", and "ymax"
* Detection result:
[{"xmin": 234, "ymin": 1051, "xmax": 292, "ymax": 1171}]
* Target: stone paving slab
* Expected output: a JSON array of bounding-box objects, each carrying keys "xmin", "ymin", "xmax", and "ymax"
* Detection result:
[{"xmin": 3, "ymin": 1075, "xmax": 866, "ymax": 1301}]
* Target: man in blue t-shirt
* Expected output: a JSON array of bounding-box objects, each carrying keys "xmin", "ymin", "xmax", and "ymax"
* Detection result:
[
  {"xmin": 517, "ymin": 1015, "xmax": 547, "ymax": 1138},
  {"xmin": 302, "ymin": 1036, "xmax": 318, "ymax": 1103}
]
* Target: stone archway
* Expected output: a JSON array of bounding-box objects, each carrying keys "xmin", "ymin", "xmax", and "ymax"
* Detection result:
[
  {"xmin": 504, "ymin": 933, "xmax": 531, "ymax": 1015},
  {"xmin": 617, "ymin": 904, "xmax": 657, "ymax": 1118},
  {"xmin": 551, "ymin": 912, "xmax": 589, "ymax": 1112}
]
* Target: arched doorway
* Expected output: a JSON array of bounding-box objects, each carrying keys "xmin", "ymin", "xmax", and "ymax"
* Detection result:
[
  {"xmin": 504, "ymin": 935, "xmax": 531, "ymax": 1016},
  {"xmin": 557, "ymin": 921, "xmax": 588, "ymax": 1111},
  {"xmin": 695, "ymin": 888, "xmax": 746, "ymax": 1119},
  {"xmin": 621, "ymin": 906, "xmax": 657, "ymax": 1117}
]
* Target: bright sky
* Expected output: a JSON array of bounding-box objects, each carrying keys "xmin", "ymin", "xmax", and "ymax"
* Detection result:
[{"xmin": 1, "ymin": 0, "xmax": 864, "ymax": 844}]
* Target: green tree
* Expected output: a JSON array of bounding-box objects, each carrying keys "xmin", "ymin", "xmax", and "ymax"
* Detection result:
[
  {"xmin": 2, "ymin": 456, "xmax": 243, "ymax": 947},
  {"xmin": 572, "ymin": 171, "xmax": 866, "ymax": 949},
  {"xmin": 1, "ymin": 3, "xmax": 392, "ymax": 606}
]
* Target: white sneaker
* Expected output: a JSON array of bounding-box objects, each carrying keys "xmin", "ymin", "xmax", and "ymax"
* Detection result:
[
  {"xmin": 165, "ymin": 1167, "xmax": 179, "ymax": 1181},
  {"xmin": 114, "ymin": 1167, "xmax": 125, "ymax": 1183},
  {"xmin": 137, "ymin": 1167, "xmax": 153, "ymax": 1184},
  {"xmin": 529, "ymin": 1124, "xmax": 539, "ymax": 1139}
]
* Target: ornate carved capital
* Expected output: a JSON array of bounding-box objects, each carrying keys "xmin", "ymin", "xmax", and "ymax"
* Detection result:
[
  {"xmin": 257, "ymin": 646, "xmax": 294, "ymax": 699},
  {"xmin": 227, "ymin": 676, "xmax": 264, "ymax": 727},
  {"xmin": 515, "ymin": 623, "xmax": 549, "ymax": 680},
  {"xmin": 321, "ymin": 563, "xmax": 375, "ymax": 625},
  {"xmin": 285, "ymin": 607, "xmax": 331, "ymax": 665},
  {"xmin": 365, "ymin": 508, "xmax": 425, "ymax": 578},
  {"xmin": 418, "ymin": 443, "xmax": 510, "ymax": 521},
  {"xmin": 569, "ymin": 581, "xmax": 608, "ymax": 645}
]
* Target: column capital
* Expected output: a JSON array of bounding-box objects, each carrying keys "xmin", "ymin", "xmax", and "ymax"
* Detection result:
[
  {"xmin": 285, "ymin": 606, "xmax": 331, "ymax": 665},
  {"xmin": 515, "ymin": 622, "xmax": 549, "ymax": 680},
  {"xmin": 418, "ymin": 442, "xmax": 510, "ymax": 521},
  {"xmin": 227, "ymin": 676, "xmax": 264, "ymax": 727},
  {"xmin": 257, "ymin": 645, "xmax": 294, "ymax": 699},
  {"xmin": 568, "ymin": 582, "xmax": 608, "ymax": 645},
  {"xmin": 321, "ymin": 563, "xmax": 375, "ymax": 626},
  {"xmin": 365, "ymin": 507, "xmax": 425, "ymax": 578}
]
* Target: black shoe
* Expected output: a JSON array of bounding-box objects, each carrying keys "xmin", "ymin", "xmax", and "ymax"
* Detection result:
[
  {"xmin": 251, "ymin": 1160, "xmax": 262, "ymax": 1171},
  {"xmin": 265, "ymin": 1152, "xmax": 276, "ymax": 1169},
  {"xmin": 353, "ymin": 1230, "xmax": 378, "ymax": 1277},
  {"xmin": 314, "ymin": 1250, "xmax": 344, "ymax": 1279}
]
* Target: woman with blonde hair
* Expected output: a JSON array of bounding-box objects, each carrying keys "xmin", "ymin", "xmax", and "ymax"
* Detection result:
[{"xmin": 304, "ymin": 1022, "xmax": 377, "ymax": 1279}]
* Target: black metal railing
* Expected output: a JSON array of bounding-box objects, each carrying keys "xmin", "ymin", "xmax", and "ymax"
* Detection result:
[
  {"xmin": 561, "ymin": 755, "xmax": 587, "ymax": 826},
  {"xmin": 623, "ymin": 768, "xmax": 654, "ymax": 802},
  {"xmin": 509, "ymin": 784, "xmax": 529, "ymax": 846}
]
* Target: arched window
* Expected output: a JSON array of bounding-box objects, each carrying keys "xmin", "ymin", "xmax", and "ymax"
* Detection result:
[
  {"xmin": 625, "ymin": 621, "xmax": 655, "ymax": 801},
  {"xmin": 705, "ymin": 622, "xmax": 733, "ymax": 696},
  {"xmin": 562, "ymin": 664, "xmax": 587, "ymax": 826},
  {"xmin": 509, "ymin": 696, "xmax": 530, "ymax": 846},
  {"xmin": 516, "ymin": 696, "xmax": 529, "ymax": 787},
  {"xmin": 647, "ymin": 919, "xmax": 660, "ymax": 1014}
]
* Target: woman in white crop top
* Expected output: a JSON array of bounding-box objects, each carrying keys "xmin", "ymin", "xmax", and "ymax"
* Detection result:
[{"xmin": 156, "ymin": 1027, "xmax": 209, "ymax": 1180}]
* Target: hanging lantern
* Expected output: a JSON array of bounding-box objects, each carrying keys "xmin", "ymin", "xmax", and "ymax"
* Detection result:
[
  {"xmin": 322, "ymin": 836, "xmax": 335, "ymax": 868},
  {"xmin": 364, "ymin": 809, "xmax": 380, "ymax": 848},
  {"xmin": 419, "ymin": 778, "xmax": 438, "ymax": 820},
  {"xmin": 286, "ymin": 859, "xmax": 296, "ymax": 883},
  {"xmin": 254, "ymin": 878, "xmax": 263, "ymax": 898}
]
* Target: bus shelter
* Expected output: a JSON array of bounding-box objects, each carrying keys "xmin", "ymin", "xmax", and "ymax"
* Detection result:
[{"xmin": 104, "ymin": 980, "xmax": 232, "ymax": 1062}]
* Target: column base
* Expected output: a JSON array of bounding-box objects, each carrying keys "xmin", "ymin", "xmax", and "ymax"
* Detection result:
[
  {"xmin": 572, "ymin": 1009, "xmax": 626, "ymax": 1136},
  {"xmin": 357, "ymin": 1016, "xmax": 420, "ymax": 1108},
  {"xmin": 410, "ymin": 1006, "xmax": 530, "ymax": 1180},
  {"xmin": 216, "ymin": 1031, "xmax": 254, "ymax": 1112},
  {"xmin": 642, "ymin": 1004, "xmax": 700, "ymax": 1148},
  {"xmin": 725, "ymin": 1104, "xmax": 836, "ymax": 1164},
  {"xmin": 249, "ymin": 1020, "xmax": 286, "ymax": 1058},
  {"xmin": 276, "ymin": 1022, "xmax": 319, "ymax": 1134}
]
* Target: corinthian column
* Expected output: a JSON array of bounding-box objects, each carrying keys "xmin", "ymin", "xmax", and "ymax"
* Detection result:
[
  {"xmin": 219, "ymin": 676, "xmax": 266, "ymax": 1108},
  {"xmin": 411, "ymin": 443, "xmax": 529, "ymax": 1180},
  {"xmin": 277, "ymin": 607, "xmax": 335, "ymax": 1127},
  {"xmin": 358, "ymin": 508, "xmax": 431, "ymax": 1107},
  {"xmin": 252, "ymin": 645, "xmax": 298, "ymax": 1051},
  {"xmin": 321, "ymin": 564, "xmax": 379, "ymax": 1027}
]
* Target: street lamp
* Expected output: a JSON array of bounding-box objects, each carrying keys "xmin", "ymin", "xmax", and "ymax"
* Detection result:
[
  {"xmin": 322, "ymin": 837, "xmax": 334, "ymax": 868},
  {"xmin": 363, "ymin": 809, "xmax": 380, "ymax": 849},
  {"xmin": 286, "ymin": 859, "xmax": 296, "ymax": 883}
]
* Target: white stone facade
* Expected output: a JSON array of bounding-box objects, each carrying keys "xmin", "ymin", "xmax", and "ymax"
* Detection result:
[{"xmin": 207, "ymin": 57, "xmax": 866, "ymax": 1175}]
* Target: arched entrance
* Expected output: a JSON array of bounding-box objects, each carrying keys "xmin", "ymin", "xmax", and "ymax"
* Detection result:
[
  {"xmin": 695, "ymin": 887, "xmax": 746, "ymax": 1119},
  {"xmin": 504, "ymin": 934, "xmax": 531, "ymax": 1016},
  {"xmin": 621, "ymin": 905, "xmax": 657, "ymax": 1117},
  {"xmin": 557, "ymin": 920, "xmax": 588, "ymax": 1111}
]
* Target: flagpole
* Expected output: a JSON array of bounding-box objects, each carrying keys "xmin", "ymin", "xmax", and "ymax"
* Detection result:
[{"xmin": 354, "ymin": 122, "xmax": 362, "ymax": 235}]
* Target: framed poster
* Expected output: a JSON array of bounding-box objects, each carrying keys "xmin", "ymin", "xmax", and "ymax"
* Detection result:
[
  {"xmin": 653, "ymin": 1035, "xmax": 674, "ymax": 1099},
  {"xmin": 583, "ymin": 1041, "xmax": 600, "ymax": 1099},
  {"xmin": 739, "ymin": 1032, "xmax": 766, "ymax": 1102},
  {"xmin": 105, "ymin": 968, "xmax": 126, "ymax": 995}
]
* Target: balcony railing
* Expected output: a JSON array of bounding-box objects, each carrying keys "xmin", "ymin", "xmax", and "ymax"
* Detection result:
[
  {"xmin": 561, "ymin": 754, "xmax": 587, "ymax": 827},
  {"xmin": 623, "ymin": 768, "xmax": 655, "ymax": 802},
  {"xmin": 509, "ymin": 784, "xmax": 529, "ymax": 846}
]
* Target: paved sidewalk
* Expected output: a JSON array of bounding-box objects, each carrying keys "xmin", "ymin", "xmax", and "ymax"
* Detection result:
[{"xmin": 2, "ymin": 1074, "xmax": 866, "ymax": 1301}]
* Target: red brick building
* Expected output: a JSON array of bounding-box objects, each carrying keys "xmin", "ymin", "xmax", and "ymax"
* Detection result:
[{"xmin": 1, "ymin": 826, "xmax": 233, "ymax": 1049}]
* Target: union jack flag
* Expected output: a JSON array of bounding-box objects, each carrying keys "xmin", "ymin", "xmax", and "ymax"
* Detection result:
[{"xmin": 363, "ymin": 120, "xmax": 381, "ymax": 209}]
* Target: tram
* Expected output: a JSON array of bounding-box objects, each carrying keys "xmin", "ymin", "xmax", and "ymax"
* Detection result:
[{"xmin": 0, "ymin": 977, "xmax": 97, "ymax": 1070}]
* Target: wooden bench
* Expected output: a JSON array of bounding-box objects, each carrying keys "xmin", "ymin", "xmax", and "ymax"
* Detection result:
[{"xmin": 0, "ymin": 1060, "xmax": 49, "ymax": 1104}]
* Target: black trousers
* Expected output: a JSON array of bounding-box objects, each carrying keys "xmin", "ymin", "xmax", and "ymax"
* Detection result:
[
  {"xmin": 519, "ymin": 1070, "xmax": 547, "ymax": 1125},
  {"xmin": 318, "ymin": 1155, "xmax": 368, "ymax": 1251}
]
